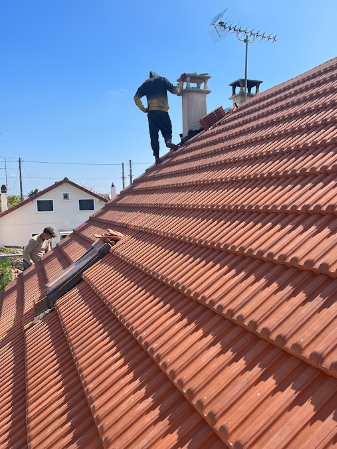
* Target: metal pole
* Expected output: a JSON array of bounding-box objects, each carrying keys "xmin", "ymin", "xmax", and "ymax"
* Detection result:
[
  {"xmin": 122, "ymin": 163, "xmax": 125, "ymax": 190},
  {"xmin": 244, "ymin": 34, "xmax": 248, "ymax": 102},
  {"xmin": 19, "ymin": 158, "xmax": 23, "ymax": 201},
  {"xmin": 129, "ymin": 160, "xmax": 133, "ymax": 185}
]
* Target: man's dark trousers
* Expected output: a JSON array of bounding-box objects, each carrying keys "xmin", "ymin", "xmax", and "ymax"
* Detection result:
[{"xmin": 148, "ymin": 110, "xmax": 172, "ymax": 158}]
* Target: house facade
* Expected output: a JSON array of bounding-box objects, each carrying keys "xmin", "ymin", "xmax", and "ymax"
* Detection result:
[{"xmin": 0, "ymin": 177, "xmax": 108, "ymax": 247}]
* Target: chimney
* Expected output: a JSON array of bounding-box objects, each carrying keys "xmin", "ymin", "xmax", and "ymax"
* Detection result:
[
  {"xmin": 111, "ymin": 182, "xmax": 116, "ymax": 199},
  {"xmin": 178, "ymin": 73, "xmax": 211, "ymax": 137},
  {"xmin": 1, "ymin": 185, "xmax": 8, "ymax": 213},
  {"xmin": 228, "ymin": 79, "xmax": 263, "ymax": 107}
]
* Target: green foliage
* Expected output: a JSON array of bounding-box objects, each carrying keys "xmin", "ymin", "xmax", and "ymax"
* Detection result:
[
  {"xmin": 0, "ymin": 257, "xmax": 13, "ymax": 291},
  {"xmin": 0, "ymin": 195, "xmax": 21, "ymax": 210},
  {"xmin": 0, "ymin": 246, "xmax": 24, "ymax": 280},
  {"xmin": 28, "ymin": 188, "xmax": 39, "ymax": 197},
  {"xmin": 8, "ymin": 195, "xmax": 21, "ymax": 208}
]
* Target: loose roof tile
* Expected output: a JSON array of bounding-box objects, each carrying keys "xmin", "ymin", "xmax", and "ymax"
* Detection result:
[{"xmin": 2, "ymin": 57, "xmax": 337, "ymax": 448}]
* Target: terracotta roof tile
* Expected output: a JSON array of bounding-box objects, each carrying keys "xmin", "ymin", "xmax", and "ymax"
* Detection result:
[
  {"xmin": 2, "ymin": 57, "xmax": 337, "ymax": 448},
  {"xmin": 0, "ymin": 324, "xmax": 27, "ymax": 449},
  {"xmin": 41, "ymin": 246, "xmax": 72, "ymax": 283},
  {"xmin": 56, "ymin": 282, "xmax": 225, "ymax": 449},
  {"xmin": 57, "ymin": 233, "xmax": 92, "ymax": 263},
  {"xmin": 25, "ymin": 313, "xmax": 102, "ymax": 448},
  {"xmin": 82, "ymin": 255, "xmax": 337, "ymax": 448}
]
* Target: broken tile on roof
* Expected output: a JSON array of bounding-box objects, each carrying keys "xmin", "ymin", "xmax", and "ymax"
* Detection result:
[{"xmin": 2, "ymin": 57, "xmax": 337, "ymax": 448}]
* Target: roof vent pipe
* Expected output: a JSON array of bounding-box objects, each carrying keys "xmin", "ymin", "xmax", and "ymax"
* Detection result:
[
  {"xmin": 178, "ymin": 73, "xmax": 211, "ymax": 138},
  {"xmin": 1, "ymin": 185, "xmax": 8, "ymax": 213}
]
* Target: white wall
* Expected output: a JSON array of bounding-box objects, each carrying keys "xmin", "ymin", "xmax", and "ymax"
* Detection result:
[{"xmin": 0, "ymin": 183, "xmax": 106, "ymax": 247}]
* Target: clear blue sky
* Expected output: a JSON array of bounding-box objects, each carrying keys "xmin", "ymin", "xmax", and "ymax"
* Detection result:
[{"xmin": 1, "ymin": 0, "xmax": 336, "ymax": 195}]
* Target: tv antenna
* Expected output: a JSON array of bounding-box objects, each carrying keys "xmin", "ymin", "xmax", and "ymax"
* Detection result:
[{"xmin": 209, "ymin": 9, "xmax": 277, "ymax": 102}]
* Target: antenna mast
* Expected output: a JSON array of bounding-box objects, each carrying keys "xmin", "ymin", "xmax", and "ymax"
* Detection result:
[{"xmin": 209, "ymin": 10, "xmax": 277, "ymax": 103}]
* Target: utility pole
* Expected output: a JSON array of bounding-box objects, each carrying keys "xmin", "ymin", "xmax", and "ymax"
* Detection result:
[
  {"xmin": 19, "ymin": 158, "xmax": 23, "ymax": 201},
  {"xmin": 121, "ymin": 163, "xmax": 125, "ymax": 190},
  {"xmin": 129, "ymin": 160, "xmax": 133, "ymax": 185}
]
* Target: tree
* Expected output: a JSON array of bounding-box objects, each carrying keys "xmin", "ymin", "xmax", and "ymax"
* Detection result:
[
  {"xmin": 8, "ymin": 195, "xmax": 21, "ymax": 208},
  {"xmin": 0, "ymin": 194, "xmax": 21, "ymax": 210},
  {"xmin": 0, "ymin": 258, "xmax": 13, "ymax": 291},
  {"xmin": 28, "ymin": 188, "xmax": 39, "ymax": 197}
]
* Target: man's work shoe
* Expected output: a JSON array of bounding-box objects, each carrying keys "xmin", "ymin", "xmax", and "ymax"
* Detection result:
[
  {"xmin": 165, "ymin": 140, "xmax": 178, "ymax": 151},
  {"xmin": 155, "ymin": 157, "xmax": 161, "ymax": 165}
]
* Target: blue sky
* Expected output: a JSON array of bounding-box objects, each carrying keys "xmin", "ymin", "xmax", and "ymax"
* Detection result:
[{"xmin": 1, "ymin": 0, "xmax": 336, "ymax": 195}]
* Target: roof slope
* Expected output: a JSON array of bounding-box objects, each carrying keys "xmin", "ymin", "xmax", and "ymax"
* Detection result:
[
  {"xmin": 0, "ymin": 177, "xmax": 108, "ymax": 219},
  {"xmin": 1, "ymin": 57, "xmax": 337, "ymax": 448}
]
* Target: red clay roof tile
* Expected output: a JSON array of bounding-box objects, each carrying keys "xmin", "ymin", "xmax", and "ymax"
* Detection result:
[{"xmin": 2, "ymin": 57, "xmax": 337, "ymax": 448}]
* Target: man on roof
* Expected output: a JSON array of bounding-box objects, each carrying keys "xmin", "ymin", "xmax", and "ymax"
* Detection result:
[
  {"xmin": 134, "ymin": 71, "xmax": 185, "ymax": 165},
  {"xmin": 22, "ymin": 227, "xmax": 56, "ymax": 270}
]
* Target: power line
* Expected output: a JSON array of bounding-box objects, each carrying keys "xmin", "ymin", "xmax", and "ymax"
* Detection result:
[
  {"xmin": 23, "ymin": 160, "xmax": 121, "ymax": 166},
  {"xmin": 17, "ymin": 176, "xmax": 122, "ymax": 180},
  {"xmin": 0, "ymin": 157, "xmax": 152, "ymax": 165},
  {"xmin": 23, "ymin": 160, "xmax": 152, "ymax": 166},
  {"xmin": 22, "ymin": 163, "xmax": 36, "ymax": 189},
  {"xmin": 12, "ymin": 169, "xmax": 19, "ymax": 194}
]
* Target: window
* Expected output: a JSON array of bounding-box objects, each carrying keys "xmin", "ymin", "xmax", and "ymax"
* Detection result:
[
  {"xmin": 59, "ymin": 230, "xmax": 73, "ymax": 240},
  {"xmin": 79, "ymin": 199, "xmax": 94, "ymax": 211},
  {"xmin": 62, "ymin": 192, "xmax": 70, "ymax": 201},
  {"xmin": 37, "ymin": 199, "xmax": 54, "ymax": 212}
]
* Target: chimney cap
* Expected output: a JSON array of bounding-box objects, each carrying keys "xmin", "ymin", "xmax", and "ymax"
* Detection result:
[
  {"xmin": 229, "ymin": 79, "xmax": 263, "ymax": 89},
  {"xmin": 1, "ymin": 185, "xmax": 7, "ymax": 193},
  {"xmin": 177, "ymin": 72, "xmax": 211, "ymax": 83}
]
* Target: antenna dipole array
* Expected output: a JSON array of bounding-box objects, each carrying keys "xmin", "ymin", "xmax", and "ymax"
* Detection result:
[
  {"xmin": 217, "ymin": 21, "xmax": 277, "ymax": 42},
  {"xmin": 209, "ymin": 9, "xmax": 277, "ymax": 102}
]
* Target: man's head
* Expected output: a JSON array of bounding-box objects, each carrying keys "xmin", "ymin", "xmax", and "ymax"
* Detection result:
[
  {"xmin": 41, "ymin": 226, "xmax": 56, "ymax": 240},
  {"xmin": 149, "ymin": 71, "xmax": 160, "ymax": 79}
]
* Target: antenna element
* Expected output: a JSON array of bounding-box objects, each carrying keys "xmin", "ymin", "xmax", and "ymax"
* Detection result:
[{"xmin": 209, "ymin": 10, "xmax": 277, "ymax": 102}]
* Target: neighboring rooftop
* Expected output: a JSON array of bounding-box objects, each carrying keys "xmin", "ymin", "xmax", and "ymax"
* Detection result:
[
  {"xmin": 1, "ymin": 57, "xmax": 337, "ymax": 448},
  {"xmin": 0, "ymin": 177, "xmax": 108, "ymax": 219}
]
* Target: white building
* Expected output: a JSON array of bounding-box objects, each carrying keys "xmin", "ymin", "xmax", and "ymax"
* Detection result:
[{"xmin": 0, "ymin": 177, "xmax": 108, "ymax": 247}]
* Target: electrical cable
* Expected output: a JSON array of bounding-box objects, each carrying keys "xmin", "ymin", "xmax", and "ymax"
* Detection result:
[
  {"xmin": 1, "ymin": 157, "xmax": 152, "ymax": 165},
  {"xmin": 22, "ymin": 163, "xmax": 36, "ymax": 189},
  {"xmin": 12, "ymin": 169, "xmax": 19, "ymax": 194}
]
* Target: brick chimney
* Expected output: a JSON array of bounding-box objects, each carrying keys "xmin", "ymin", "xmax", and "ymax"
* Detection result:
[
  {"xmin": 1, "ymin": 185, "xmax": 8, "ymax": 213},
  {"xmin": 178, "ymin": 73, "xmax": 211, "ymax": 137},
  {"xmin": 111, "ymin": 182, "xmax": 116, "ymax": 199},
  {"xmin": 229, "ymin": 79, "xmax": 263, "ymax": 107}
]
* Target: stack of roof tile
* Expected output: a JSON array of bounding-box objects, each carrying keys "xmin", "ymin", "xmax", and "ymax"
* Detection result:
[
  {"xmin": 199, "ymin": 106, "xmax": 227, "ymax": 130},
  {"xmin": 1, "ymin": 57, "xmax": 337, "ymax": 448}
]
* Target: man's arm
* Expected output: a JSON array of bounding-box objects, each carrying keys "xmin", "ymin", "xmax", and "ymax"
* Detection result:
[
  {"xmin": 23, "ymin": 239, "xmax": 37, "ymax": 264},
  {"xmin": 134, "ymin": 84, "xmax": 148, "ymax": 113},
  {"xmin": 166, "ymin": 73, "xmax": 185, "ymax": 95}
]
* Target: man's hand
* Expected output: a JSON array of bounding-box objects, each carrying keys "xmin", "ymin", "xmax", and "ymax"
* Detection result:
[{"xmin": 144, "ymin": 107, "xmax": 149, "ymax": 113}]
